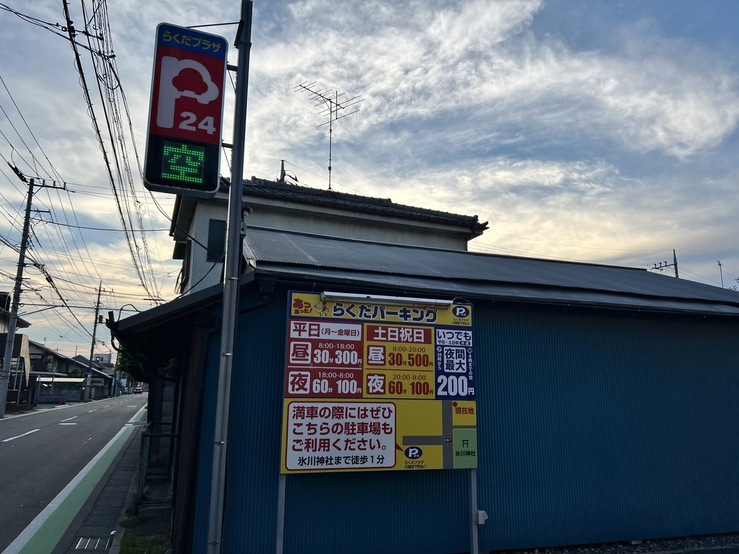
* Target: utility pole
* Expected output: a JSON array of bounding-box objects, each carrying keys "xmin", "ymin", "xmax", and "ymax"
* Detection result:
[
  {"xmin": 673, "ymin": 249, "xmax": 679, "ymax": 279},
  {"xmin": 718, "ymin": 261, "xmax": 724, "ymax": 288},
  {"xmin": 651, "ymin": 249, "xmax": 679, "ymax": 279},
  {"xmin": 0, "ymin": 172, "xmax": 33, "ymax": 418},
  {"xmin": 0, "ymin": 167, "xmax": 66, "ymax": 417},
  {"xmin": 84, "ymin": 281, "xmax": 103, "ymax": 402}
]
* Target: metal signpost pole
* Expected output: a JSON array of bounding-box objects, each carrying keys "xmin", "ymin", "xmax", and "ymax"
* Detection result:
[
  {"xmin": 207, "ymin": 2, "xmax": 252, "ymax": 552},
  {"xmin": 276, "ymin": 474, "xmax": 286, "ymax": 554},
  {"xmin": 470, "ymin": 468, "xmax": 479, "ymax": 554}
]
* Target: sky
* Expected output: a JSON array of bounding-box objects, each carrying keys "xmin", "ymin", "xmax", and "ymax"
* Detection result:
[{"xmin": 1, "ymin": 0, "xmax": 739, "ymax": 358}]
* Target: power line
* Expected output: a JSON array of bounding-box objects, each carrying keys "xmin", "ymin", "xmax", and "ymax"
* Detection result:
[
  {"xmin": 61, "ymin": 0, "xmax": 155, "ymax": 301},
  {"xmin": 48, "ymin": 221, "xmax": 169, "ymax": 233},
  {"xmin": 0, "ymin": 2, "xmax": 111, "ymax": 57},
  {"xmin": 0, "ymin": 75, "xmax": 65, "ymax": 181},
  {"xmin": 0, "ymin": 33, "xmax": 107, "ymax": 295}
]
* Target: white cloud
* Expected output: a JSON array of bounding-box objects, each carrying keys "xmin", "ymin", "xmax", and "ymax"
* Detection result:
[
  {"xmin": 248, "ymin": 0, "xmax": 739, "ymax": 171},
  {"xmin": 1, "ymin": 0, "xmax": 739, "ymax": 352}
]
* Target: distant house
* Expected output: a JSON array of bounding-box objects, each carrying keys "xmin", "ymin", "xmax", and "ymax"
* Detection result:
[
  {"xmin": 30, "ymin": 343, "xmax": 78, "ymax": 376},
  {"xmin": 91, "ymin": 352, "xmax": 115, "ymax": 377},
  {"xmin": 0, "ymin": 291, "xmax": 30, "ymax": 334},
  {"xmin": 26, "ymin": 343, "xmax": 113, "ymax": 403},
  {"xmin": 169, "ymin": 177, "xmax": 488, "ymax": 294},
  {"xmin": 0, "ymin": 333, "xmax": 31, "ymax": 406},
  {"xmin": 73, "ymin": 355, "xmax": 114, "ymax": 399}
]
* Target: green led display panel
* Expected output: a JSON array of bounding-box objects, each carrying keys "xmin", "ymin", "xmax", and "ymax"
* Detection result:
[
  {"xmin": 161, "ymin": 141, "xmax": 205, "ymax": 184},
  {"xmin": 143, "ymin": 23, "xmax": 227, "ymax": 197}
]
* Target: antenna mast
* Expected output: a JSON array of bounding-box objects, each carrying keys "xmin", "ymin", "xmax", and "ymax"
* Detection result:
[{"xmin": 295, "ymin": 81, "xmax": 363, "ymax": 190}]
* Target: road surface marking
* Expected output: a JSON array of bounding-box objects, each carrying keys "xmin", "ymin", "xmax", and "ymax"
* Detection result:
[
  {"xmin": 59, "ymin": 423, "xmax": 77, "ymax": 426},
  {"xmin": 60, "ymin": 416, "xmax": 77, "ymax": 422},
  {"xmin": 87, "ymin": 409, "xmax": 97, "ymax": 413},
  {"xmin": 1, "ymin": 429, "xmax": 40, "ymax": 443},
  {"xmin": 3, "ymin": 404, "xmax": 147, "ymax": 554}
]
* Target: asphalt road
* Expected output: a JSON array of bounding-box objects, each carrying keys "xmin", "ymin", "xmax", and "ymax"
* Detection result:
[{"xmin": 0, "ymin": 395, "xmax": 148, "ymax": 552}]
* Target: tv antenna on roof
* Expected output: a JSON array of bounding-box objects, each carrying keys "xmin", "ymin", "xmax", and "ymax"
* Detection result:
[{"xmin": 295, "ymin": 81, "xmax": 364, "ymax": 190}]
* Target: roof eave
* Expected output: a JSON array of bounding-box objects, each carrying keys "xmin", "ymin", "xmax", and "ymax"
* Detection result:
[{"xmin": 252, "ymin": 264, "xmax": 739, "ymax": 318}]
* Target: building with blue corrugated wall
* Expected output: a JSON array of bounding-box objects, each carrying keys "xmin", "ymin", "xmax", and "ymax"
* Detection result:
[{"xmin": 113, "ymin": 227, "xmax": 739, "ymax": 553}]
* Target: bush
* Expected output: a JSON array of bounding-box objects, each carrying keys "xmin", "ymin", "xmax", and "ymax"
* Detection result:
[{"xmin": 120, "ymin": 534, "xmax": 170, "ymax": 554}]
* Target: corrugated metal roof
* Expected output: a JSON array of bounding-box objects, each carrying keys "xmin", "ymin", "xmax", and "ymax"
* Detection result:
[{"xmin": 245, "ymin": 227, "xmax": 739, "ymax": 315}]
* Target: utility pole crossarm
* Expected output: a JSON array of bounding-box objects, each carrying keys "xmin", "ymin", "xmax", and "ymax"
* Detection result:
[{"xmin": 651, "ymin": 249, "xmax": 679, "ymax": 279}]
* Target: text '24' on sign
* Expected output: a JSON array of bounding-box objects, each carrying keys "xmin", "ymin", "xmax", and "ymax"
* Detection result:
[{"xmin": 144, "ymin": 23, "xmax": 227, "ymax": 197}]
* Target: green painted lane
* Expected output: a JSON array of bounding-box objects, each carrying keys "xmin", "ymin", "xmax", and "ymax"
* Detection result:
[{"xmin": 3, "ymin": 405, "xmax": 146, "ymax": 554}]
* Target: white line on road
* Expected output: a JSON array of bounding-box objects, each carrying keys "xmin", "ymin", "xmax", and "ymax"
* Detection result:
[
  {"xmin": 87, "ymin": 409, "xmax": 97, "ymax": 413},
  {"xmin": 59, "ymin": 423, "xmax": 77, "ymax": 426},
  {"xmin": 3, "ymin": 402, "xmax": 148, "ymax": 553},
  {"xmin": 60, "ymin": 415, "xmax": 78, "ymax": 422},
  {"xmin": 1, "ymin": 429, "xmax": 40, "ymax": 443}
]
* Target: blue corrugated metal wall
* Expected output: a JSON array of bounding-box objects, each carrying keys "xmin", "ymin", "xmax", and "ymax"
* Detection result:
[
  {"xmin": 194, "ymin": 288, "xmax": 739, "ymax": 552},
  {"xmin": 196, "ymin": 289, "xmax": 472, "ymax": 553},
  {"xmin": 192, "ymin": 322, "xmax": 223, "ymax": 550},
  {"xmin": 476, "ymin": 305, "xmax": 739, "ymax": 550},
  {"xmin": 223, "ymin": 292, "xmax": 287, "ymax": 552}
]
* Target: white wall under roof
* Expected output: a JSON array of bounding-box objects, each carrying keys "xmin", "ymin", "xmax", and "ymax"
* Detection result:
[
  {"xmin": 183, "ymin": 202, "xmax": 225, "ymax": 294},
  {"xmin": 178, "ymin": 189, "xmax": 474, "ymax": 294}
]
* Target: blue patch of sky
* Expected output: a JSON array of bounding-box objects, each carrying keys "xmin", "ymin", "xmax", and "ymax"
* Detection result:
[
  {"xmin": 533, "ymin": 0, "xmax": 739, "ymax": 65},
  {"xmin": 425, "ymin": 113, "xmax": 734, "ymax": 195},
  {"xmin": 253, "ymin": 1, "xmax": 303, "ymax": 41}
]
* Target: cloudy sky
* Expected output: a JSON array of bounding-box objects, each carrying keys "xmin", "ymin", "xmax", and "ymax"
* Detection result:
[{"xmin": 1, "ymin": 0, "xmax": 738, "ymax": 356}]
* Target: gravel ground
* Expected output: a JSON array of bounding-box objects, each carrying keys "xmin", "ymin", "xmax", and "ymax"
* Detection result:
[{"xmin": 493, "ymin": 533, "xmax": 739, "ymax": 554}]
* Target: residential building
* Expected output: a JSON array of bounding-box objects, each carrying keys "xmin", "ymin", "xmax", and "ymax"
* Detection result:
[
  {"xmin": 28, "ymin": 343, "xmax": 113, "ymax": 403},
  {"xmin": 0, "ymin": 333, "xmax": 31, "ymax": 406},
  {"xmin": 169, "ymin": 177, "xmax": 488, "ymax": 294},
  {"xmin": 0, "ymin": 291, "xmax": 31, "ymax": 333}
]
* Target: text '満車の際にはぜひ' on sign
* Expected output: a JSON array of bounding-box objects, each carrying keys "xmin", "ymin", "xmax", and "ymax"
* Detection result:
[{"xmin": 281, "ymin": 292, "xmax": 477, "ymax": 473}]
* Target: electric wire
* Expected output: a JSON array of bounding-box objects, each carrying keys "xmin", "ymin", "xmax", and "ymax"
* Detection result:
[
  {"xmin": 0, "ymin": 3, "xmax": 175, "ymax": 354},
  {"xmin": 0, "ymin": 71, "xmax": 108, "ymax": 291},
  {"xmin": 61, "ymin": 0, "xmax": 153, "ymax": 301},
  {"xmin": 81, "ymin": 0, "xmax": 162, "ymax": 301},
  {"xmin": 0, "ymin": 3, "xmax": 110, "ymax": 56}
]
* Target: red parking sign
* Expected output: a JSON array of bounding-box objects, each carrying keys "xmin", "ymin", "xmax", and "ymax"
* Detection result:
[{"xmin": 144, "ymin": 23, "xmax": 228, "ymax": 196}]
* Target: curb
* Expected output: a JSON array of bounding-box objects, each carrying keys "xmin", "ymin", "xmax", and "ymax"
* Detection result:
[{"xmin": 108, "ymin": 455, "xmax": 140, "ymax": 554}]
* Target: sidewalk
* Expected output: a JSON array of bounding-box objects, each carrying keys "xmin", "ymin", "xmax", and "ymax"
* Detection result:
[
  {"xmin": 3, "ymin": 401, "xmax": 171, "ymax": 554},
  {"xmin": 51, "ymin": 419, "xmax": 144, "ymax": 554},
  {"xmin": 50, "ymin": 416, "xmax": 172, "ymax": 554}
]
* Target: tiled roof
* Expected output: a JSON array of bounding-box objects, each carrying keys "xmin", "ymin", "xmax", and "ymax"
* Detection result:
[{"xmin": 238, "ymin": 177, "xmax": 488, "ymax": 232}]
